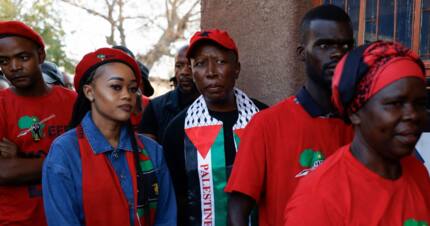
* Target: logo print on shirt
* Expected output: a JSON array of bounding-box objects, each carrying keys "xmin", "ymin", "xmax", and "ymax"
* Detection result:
[
  {"xmin": 404, "ymin": 219, "xmax": 428, "ymax": 226},
  {"xmin": 295, "ymin": 149, "xmax": 325, "ymax": 178},
  {"xmin": 17, "ymin": 114, "xmax": 56, "ymax": 141}
]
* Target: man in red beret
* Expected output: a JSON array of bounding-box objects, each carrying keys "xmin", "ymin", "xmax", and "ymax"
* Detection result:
[
  {"xmin": 0, "ymin": 21, "xmax": 76, "ymax": 225},
  {"xmin": 162, "ymin": 29, "xmax": 267, "ymax": 226}
]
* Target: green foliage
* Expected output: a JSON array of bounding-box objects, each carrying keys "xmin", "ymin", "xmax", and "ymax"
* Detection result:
[{"xmin": 0, "ymin": 0, "xmax": 75, "ymax": 73}]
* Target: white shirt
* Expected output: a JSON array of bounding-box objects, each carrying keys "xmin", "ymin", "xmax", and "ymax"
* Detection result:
[{"xmin": 416, "ymin": 132, "xmax": 430, "ymax": 173}]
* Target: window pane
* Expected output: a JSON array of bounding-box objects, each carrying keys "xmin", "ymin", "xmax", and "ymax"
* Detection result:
[
  {"xmin": 332, "ymin": 0, "xmax": 345, "ymax": 8},
  {"xmin": 365, "ymin": 0, "xmax": 377, "ymax": 43},
  {"xmin": 378, "ymin": 0, "xmax": 394, "ymax": 41},
  {"xmin": 347, "ymin": 0, "xmax": 360, "ymax": 45},
  {"xmin": 421, "ymin": 0, "xmax": 430, "ymax": 60},
  {"xmin": 396, "ymin": 0, "xmax": 413, "ymax": 48},
  {"xmin": 323, "ymin": 0, "xmax": 345, "ymax": 8}
]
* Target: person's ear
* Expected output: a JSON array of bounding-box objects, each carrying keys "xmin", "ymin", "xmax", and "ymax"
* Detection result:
[
  {"xmin": 83, "ymin": 84, "xmax": 95, "ymax": 102},
  {"xmin": 234, "ymin": 62, "xmax": 241, "ymax": 80},
  {"xmin": 296, "ymin": 45, "xmax": 305, "ymax": 62},
  {"xmin": 37, "ymin": 48, "xmax": 46, "ymax": 63},
  {"xmin": 349, "ymin": 112, "xmax": 360, "ymax": 125}
]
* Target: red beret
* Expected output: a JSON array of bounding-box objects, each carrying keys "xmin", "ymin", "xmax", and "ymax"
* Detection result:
[
  {"xmin": 186, "ymin": 29, "xmax": 238, "ymax": 58},
  {"xmin": 74, "ymin": 48, "xmax": 141, "ymax": 91},
  {"xmin": 0, "ymin": 21, "xmax": 45, "ymax": 51}
]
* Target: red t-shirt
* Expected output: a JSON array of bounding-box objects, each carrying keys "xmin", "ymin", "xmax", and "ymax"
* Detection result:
[
  {"xmin": 225, "ymin": 97, "xmax": 353, "ymax": 226},
  {"xmin": 0, "ymin": 86, "xmax": 76, "ymax": 225},
  {"xmin": 284, "ymin": 145, "xmax": 430, "ymax": 225}
]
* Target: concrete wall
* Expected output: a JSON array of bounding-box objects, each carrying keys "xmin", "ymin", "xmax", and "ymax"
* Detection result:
[{"xmin": 201, "ymin": 0, "xmax": 313, "ymax": 105}]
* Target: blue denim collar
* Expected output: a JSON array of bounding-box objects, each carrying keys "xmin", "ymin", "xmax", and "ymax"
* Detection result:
[{"xmin": 81, "ymin": 112, "xmax": 133, "ymax": 154}]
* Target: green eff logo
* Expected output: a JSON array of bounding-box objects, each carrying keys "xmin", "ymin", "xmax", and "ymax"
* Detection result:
[
  {"xmin": 17, "ymin": 114, "xmax": 56, "ymax": 141},
  {"xmin": 18, "ymin": 116, "xmax": 44, "ymax": 141},
  {"xmin": 295, "ymin": 149, "xmax": 325, "ymax": 178},
  {"xmin": 404, "ymin": 219, "xmax": 428, "ymax": 226}
]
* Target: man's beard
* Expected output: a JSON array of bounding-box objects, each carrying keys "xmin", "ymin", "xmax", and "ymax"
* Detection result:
[
  {"xmin": 305, "ymin": 62, "xmax": 335, "ymax": 91},
  {"xmin": 178, "ymin": 80, "xmax": 197, "ymax": 94}
]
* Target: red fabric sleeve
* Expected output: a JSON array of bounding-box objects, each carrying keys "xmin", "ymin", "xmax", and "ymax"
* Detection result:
[
  {"xmin": 225, "ymin": 113, "xmax": 267, "ymax": 201},
  {"xmin": 284, "ymin": 190, "xmax": 340, "ymax": 226}
]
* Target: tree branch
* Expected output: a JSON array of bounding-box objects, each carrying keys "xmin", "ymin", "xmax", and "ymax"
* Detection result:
[
  {"xmin": 60, "ymin": 0, "xmax": 110, "ymax": 21},
  {"xmin": 183, "ymin": 0, "xmax": 200, "ymax": 18},
  {"xmin": 59, "ymin": 0, "xmax": 201, "ymax": 71}
]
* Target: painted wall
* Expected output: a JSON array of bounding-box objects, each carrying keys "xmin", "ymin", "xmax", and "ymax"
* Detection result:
[{"xmin": 201, "ymin": 0, "xmax": 313, "ymax": 105}]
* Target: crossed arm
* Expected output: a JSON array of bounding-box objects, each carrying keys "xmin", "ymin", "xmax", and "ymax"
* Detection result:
[{"xmin": 0, "ymin": 137, "xmax": 44, "ymax": 185}]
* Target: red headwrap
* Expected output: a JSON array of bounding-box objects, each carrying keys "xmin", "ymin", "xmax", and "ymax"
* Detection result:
[
  {"xmin": 0, "ymin": 21, "xmax": 45, "ymax": 51},
  {"xmin": 74, "ymin": 48, "xmax": 141, "ymax": 91},
  {"xmin": 332, "ymin": 41, "xmax": 425, "ymax": 116}
]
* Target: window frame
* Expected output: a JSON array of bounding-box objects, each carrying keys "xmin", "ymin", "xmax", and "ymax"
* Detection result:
[
  {"xmin": 316, "ymin": 0, "xmax": 430, "ymax": 75},
  {"xmin": 419, "ymin": 0, "xmax": 430, "ymax": 60}
]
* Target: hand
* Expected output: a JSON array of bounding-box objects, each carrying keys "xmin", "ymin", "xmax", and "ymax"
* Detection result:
[{"xmin": 0, "ymin": 138, "xmax": 19, "ymax": 158}]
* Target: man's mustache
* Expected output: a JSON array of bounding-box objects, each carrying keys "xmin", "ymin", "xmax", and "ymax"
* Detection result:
[{"xmin": 322, "ymin": 60, "xmax": 339, "ymax": 72}]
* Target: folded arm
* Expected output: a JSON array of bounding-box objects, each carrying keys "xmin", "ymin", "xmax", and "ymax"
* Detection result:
[{"xmin": 0, "ymin": 138, "xmax": 44, "ymax": 185}]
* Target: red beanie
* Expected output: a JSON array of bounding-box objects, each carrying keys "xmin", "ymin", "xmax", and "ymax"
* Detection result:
[
  {"xmin": 0, "ymin": 21, "xmax": 45, "ymax": 51},
  {"xmin": 74, "ymin": 48, "xmax": 141, "ymax": 91}
]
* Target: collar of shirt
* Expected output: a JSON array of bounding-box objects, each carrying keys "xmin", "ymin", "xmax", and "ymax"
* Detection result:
[
  {"xmin": 295, "ymin": 87, "xmax": 335, "ymax": 118},
  {"xmin": 82, "ymin": 112, "xmax": 134, "ymax": 154}
]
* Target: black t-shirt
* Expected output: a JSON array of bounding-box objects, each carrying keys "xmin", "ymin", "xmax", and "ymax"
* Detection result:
[{"xmin": 162, "ymin": 98, "xmax": 267, "ymax": 226}]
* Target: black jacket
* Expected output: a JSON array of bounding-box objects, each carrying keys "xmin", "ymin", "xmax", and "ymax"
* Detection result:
[{"xmin": 138, "ymin": 88, "xmax": 195, "ymax": 142}]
